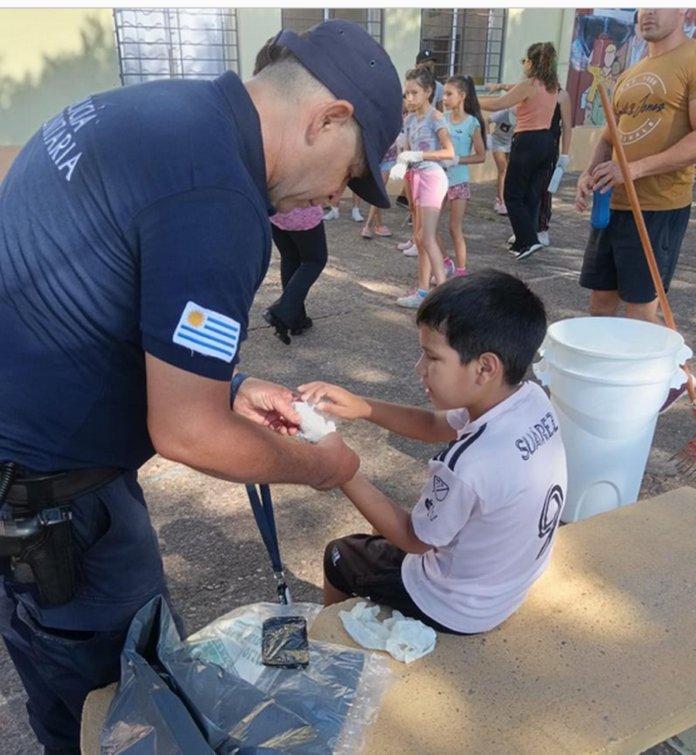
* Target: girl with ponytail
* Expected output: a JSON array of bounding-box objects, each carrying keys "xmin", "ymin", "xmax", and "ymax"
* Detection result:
[
  {"xmin": 440, "ymin": 75, "xmax": 486, "ymax": 276},
  {"xmin": 479, "ymin": 42, "xmax": 560, "ymax": 260}
]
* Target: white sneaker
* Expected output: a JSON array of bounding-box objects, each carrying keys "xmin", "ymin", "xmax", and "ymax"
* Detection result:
[
  {"xmin": 397, "ymin": 239, "xmax": 414, "ymax": 251},
  {"xmin": 516, "ymin": 243, "xmax": 544, "ymax": 261},
  {"xmin": 538, "ymin": 230, "xmax": 550, "ymax": 247},
  {"xmin": 402, "ymin": 243, "xmax": 418, "ymax": 257},
  {"xmin": 323, "ymin": 207, "xmax": 339, "ymax": 221},
  {"xmin": 507, "ymin": 233, "xmax": 516, "ymax": 245},
  {"xmin": 396, "ymin": 290, "xmax": 426, "ymax": 308},
  {"xmin": 351, "ymin": 207, "xmax": 364, "ymax": 223}
]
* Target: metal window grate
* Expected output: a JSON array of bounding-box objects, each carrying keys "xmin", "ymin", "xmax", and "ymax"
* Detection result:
[
  {"xmin": 113, "ymin": 8, "xmax": 239, "ymax": 85},
  {"xmin": 281, "ymin": 9, "xmax": 383, "ymax": 44},
  {"xmin": 420, "ymin": 9, "xmax": 506, "ymax": 86}
]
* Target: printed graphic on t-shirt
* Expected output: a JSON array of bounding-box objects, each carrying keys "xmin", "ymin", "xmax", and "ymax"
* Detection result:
[
  {"xmin": 424, "ymin": 497, "xmax": 438, "ymax": 522},
  {"xmin": 537, "ymin": 484, "xmax": 564, "ymax": 560},
  {"xmin": 41, "ymin": 96, "xmax": 100, "ymax": 182},
  {"xmin": 433, "ymin": 475, "xmax": 450, "ymax": 502},
  {"xmin": 615, "ymin": 72, "xmax": 667, "ymax": 145},
  {"xmin": 515, "ymin": 412, "xmax": 560, "ymax": 461}
]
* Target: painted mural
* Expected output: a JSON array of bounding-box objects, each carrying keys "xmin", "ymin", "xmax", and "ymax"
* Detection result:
[{"xmin": 567, "ymin": 9, "xmax": 696, "ymax": 127}]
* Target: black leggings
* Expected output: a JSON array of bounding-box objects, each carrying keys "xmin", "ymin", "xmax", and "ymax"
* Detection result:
[
  {"xmin": 504, "ymin": 129, "xmax": 556, "ymax": 250},
  {"xmin": 268, "ymin": 223, "xmax": 328, "ymax": 330}
]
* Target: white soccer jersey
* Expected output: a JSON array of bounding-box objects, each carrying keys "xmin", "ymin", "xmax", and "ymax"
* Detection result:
[{"xmin": 401, "ymin": 381, "xmax": 567, "ymax": 633}]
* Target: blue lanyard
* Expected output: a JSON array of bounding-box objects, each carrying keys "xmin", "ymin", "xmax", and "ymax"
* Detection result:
[{"xmin": 245, "ymin": 484, "xmax": 290, "ymax": 605}]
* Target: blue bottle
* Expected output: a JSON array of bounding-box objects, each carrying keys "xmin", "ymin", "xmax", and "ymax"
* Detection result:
[{"xmin": 591, "ymin": 188, "xmax": 613, "ymax": 230}]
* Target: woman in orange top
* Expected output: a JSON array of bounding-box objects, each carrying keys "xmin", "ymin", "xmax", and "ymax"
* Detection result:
[{"xmin": 480, "ymin": 42, "xmax": 559, "ymax": 260}]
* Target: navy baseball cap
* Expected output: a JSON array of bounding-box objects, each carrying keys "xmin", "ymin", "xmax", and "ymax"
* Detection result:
[
  {"xmin": 273, "ymin": 20, "xmax": 402, "ymax": 209},
  {"xmin": 416, "ymin": 49, "xmax": 437, "ymax": 64}
]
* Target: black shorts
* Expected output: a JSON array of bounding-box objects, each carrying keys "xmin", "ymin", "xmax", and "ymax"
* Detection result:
[
  {"xmin": 580, "ymin": 206, "xmax": 691, "ymax": 304},
  {"xmin": 324, "ymin": 534, "xmax": 471, "ymax": 635}
]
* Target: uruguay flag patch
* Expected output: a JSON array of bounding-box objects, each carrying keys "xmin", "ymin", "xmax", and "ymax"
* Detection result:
[{"xmin": 173, "ymin": 302, "xmax": 240, "ymax": 362}]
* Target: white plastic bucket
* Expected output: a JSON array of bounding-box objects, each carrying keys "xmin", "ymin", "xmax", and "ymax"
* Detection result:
[{"xmin": 534, "ymin": 318, "xmax": 690, "ymax": 523}]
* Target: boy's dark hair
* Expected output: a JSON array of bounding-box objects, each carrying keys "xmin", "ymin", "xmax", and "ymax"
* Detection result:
[
  {"xmin": 416, "ymin": 270, "xmax": 547, "ymax": 385},
  {"xmin": 406, "ymin": 66, "xmax": 436, "ymax": 104}
]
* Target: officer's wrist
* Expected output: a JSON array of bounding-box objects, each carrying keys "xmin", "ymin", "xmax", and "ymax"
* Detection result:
[{"xmin": 230, "ymin": 373, "xmax": 249, "ymax": 410}]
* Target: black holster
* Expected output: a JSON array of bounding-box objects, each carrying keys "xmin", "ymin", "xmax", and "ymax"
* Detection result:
[
  {"xmin": 0, "ymin": 463, "xmax": 120, "ymax": 606},
  {"xmin": 0, "ymin": 505, "xmax": 77, "ymax": 606}
]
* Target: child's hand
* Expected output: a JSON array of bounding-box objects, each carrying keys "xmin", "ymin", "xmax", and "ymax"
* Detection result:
[{"xmin": 298, "ymin": 382, "xmax": 371, "ymax": 421}]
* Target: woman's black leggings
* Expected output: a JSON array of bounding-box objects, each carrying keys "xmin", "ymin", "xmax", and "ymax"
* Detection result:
[
  {"xmin": 268, "ymin": 222, "xmax": 328, "ymax": 330},
  {"xmin": 504, "ymin": 129, "xmax": 556, "ymax": 250}
]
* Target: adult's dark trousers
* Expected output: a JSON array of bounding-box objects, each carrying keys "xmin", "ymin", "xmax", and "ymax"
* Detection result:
[
  {"xmin": 268, "ymin": 223, "xmax": 328, "ymax": 330},
  {"xmin": 504, "ymin": 129, "xmax": 556, "ymax": 250},
  {"xmin": 538, "ymin": 136, "xmax": 560, "ymax": 232},
  {"xmin": 0, "ymin": 470, "xmax": 181, "ymax": 753}
]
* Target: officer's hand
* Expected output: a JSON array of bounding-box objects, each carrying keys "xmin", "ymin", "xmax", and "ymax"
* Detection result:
[
  {"xmin": 298, "ymin": 382, "xmax": 371, "ymax": 421},
  {"xmin": 313, "ymin": 433, "xmax": 360, "ymax": 490},
  {"xmin": 234, "ymin": 377, "xmax": 302, "ymax": 436}
]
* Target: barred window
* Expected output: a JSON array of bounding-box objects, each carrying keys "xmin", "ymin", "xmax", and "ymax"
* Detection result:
[
  {"xmin": 113, "ymin": 8, "xmax": 239, "ymax": 85},
  {"xmin": 420, "ymin": 9, "xmax": 506, "ymax": 85},
  {"xmin": 281, "ymin": 9, "xmax": 383, "ymax": 44}
]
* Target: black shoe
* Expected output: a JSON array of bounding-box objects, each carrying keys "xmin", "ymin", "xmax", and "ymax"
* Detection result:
[
  {"xmin": 290, "ymin": 317, "xmax": 313, "ymax": 336},
  {"xmin": 395, "ymin": 194, "xmax": 409, "ymax": 209},
  {"xmin": 264, "ymin": 310, "xmax": 291, "ymax": 345},
  {"xmin": 516, "ymin": 243, "xmax": 543, "ymax": 261}
]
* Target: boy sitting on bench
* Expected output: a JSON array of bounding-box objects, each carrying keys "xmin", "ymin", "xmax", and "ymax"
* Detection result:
[{"xmin": 300, "ymin": 271, "xmax": 567, "ymax": 635}]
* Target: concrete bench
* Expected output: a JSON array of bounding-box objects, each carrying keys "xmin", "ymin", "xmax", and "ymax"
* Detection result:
[{"xmin": 81, "ymin": 487, "xmax": 696, "ymax": 755}]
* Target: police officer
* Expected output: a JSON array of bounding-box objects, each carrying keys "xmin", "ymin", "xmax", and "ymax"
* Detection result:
[{"xmin": 0, "ymin": 21, "xmax": 402, "ymax": 754}]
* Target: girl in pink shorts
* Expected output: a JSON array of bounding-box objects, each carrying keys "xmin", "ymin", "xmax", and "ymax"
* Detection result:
[
  {"xmin": 440, "ymin": 75, "xmax": 486, "ymax": 276},
  {"xmin": 394, "ymin": 67, "xmax": 454, "ymax": 308}
]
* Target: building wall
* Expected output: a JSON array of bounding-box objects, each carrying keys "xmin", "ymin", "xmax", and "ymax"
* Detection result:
[
  {"xmin": 237, "ymin": 8, "xmax": 282, "ymax": 79},
  {"xmin": 0, "ymin": 7, "xmax": 598, "ymax": 185},
  {"xmin": 0, "ymin": 9, "xmax": 121, "ymax": 147}
]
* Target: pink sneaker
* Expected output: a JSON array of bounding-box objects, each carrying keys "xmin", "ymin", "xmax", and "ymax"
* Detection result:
[
  {"xmin": 375, "ymin": 225, "xmax": 393, "ymax": 237},
  {"xmin": 397, "ymin": 239, "xmax": 414, "ymax": 251},
  {"xmin": 361, "ymin": 226, "xmax": 373, "ymax": 239},
  {"xmin": 494, "ymin": 199, "xmax": 508, "ymax": 215},
  {"xmin": 443, "ymin": 257, "xmax": 455, "ymax": 277}
]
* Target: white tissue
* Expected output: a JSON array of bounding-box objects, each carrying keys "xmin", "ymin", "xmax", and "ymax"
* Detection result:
[
  {"xmin": 389, "ymin": 163, "xmax": 408, "ymax": 182},
  {"xmin": 339, "ymin": 601, "xmax": 437, "ymax": 664},
  {"xmin": 292, "ymin": 400, "xmax": 337, "ymax": 443}
]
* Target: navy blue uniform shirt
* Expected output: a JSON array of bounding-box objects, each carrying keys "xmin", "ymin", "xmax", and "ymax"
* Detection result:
[{"xmin": 0, "ymin": 73, "xmax": 273, "ymax": 472}]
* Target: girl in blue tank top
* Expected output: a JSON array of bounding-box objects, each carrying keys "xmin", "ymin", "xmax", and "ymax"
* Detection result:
[
  {"xmin": 441, "ymin": 75, "xmax": 486, "ymax": 277},
  {"xmin": 394, "ymin": 67, "xmax": 454, "ymax": 309}
]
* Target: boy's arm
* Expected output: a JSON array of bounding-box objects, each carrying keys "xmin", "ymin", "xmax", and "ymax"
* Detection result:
[
  {"xmin": 366, "ymin": 399, "xmax": 457, "ymax": 442},
  {"xmin": 341, "ymin": 473, "xmax": 431, "ymax": 555},
  {"xmin": 299, "ymin": 382, "xmax": 458, "ymax": 443}
]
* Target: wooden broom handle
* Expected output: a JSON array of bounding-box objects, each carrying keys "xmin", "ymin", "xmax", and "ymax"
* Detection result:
[{"xmin": 598, "ymin": 83, "xmax": 695, "ymax": 407}]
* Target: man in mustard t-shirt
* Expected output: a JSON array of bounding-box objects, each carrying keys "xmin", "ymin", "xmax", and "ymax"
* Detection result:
[{"xmin": 576, "ymin": 8, "xmax": 696, "ymax": 327}]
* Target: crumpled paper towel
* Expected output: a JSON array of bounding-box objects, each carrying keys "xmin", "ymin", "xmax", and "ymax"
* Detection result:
[
  {"xmin": 292, "ymin": 400, "xmax": 337, "ymax": 443},
  {"xmin": 339, "ymin": 601, "xmax": 437, "ymax": 664}
]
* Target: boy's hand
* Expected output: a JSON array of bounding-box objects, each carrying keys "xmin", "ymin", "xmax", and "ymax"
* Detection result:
[{"xmin": 298, "ymin": 382, "xmax": 371, "ymax": 421}]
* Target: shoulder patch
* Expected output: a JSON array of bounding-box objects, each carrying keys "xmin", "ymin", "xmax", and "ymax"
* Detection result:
[{"xmin": 173, "ymin": 301, "xmax": 240, "ymax": 362}]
